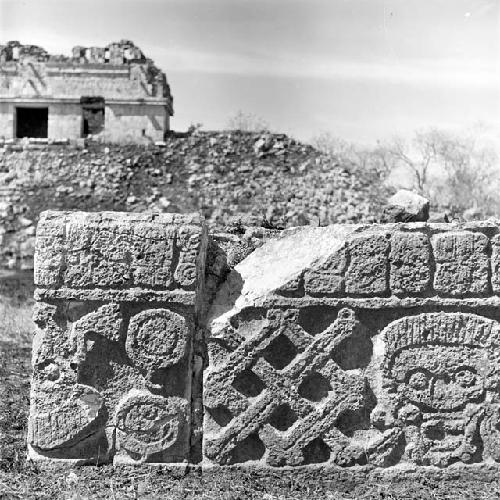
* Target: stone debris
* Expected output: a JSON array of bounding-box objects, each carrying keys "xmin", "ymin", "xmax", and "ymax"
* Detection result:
[
  {"xmin": 0, "ymin": 132, "xmax": 389, "ymax": 270},
  {"xmin": 27, "ymin": 211, "xmax": 500, "ymax": 470},
  {"xmin": 383, "ymin": 189, "xmax": 430, "ymax": 222},
  {"xmin": 0, "ymin": 41, "xmax": 52, "ymax": 63}
]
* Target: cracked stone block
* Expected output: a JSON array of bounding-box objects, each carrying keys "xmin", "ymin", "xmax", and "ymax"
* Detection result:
[
  {"xmin": 304, "ymin": 247, "xmax": 347, "ymax": 296},
  {"xmin": 28, "ymin": 211, "xmax": 207, "ymax": 464},
  {"xmin": 432, "ymin": 231, "xmax": 489, "ymax": 296},
  {"xmin": 490, "ymin": 234, "xmax": 500, "ymax": 294},
  {"xmin": 345, "ymin": 233, "xmax": 389, "ymax": 295},
  {"xmin": 390, "ymin": 232, "xmax": 431, "ymax": 294},
  {"xmin": 29, "ymin": 217, "xmax": 500, "ymax": 470},
  {"xmin": 205, "ymin": 225, "xmax": 382, "ymax": 467},
  {"xmin": 204, "ymin": 223, "xmax": 500, "ymax": 469}
]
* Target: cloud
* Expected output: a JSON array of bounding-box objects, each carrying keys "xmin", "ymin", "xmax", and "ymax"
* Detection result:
[
  {"xmin": 473, "ymin": 0, "xmax": 498, "ymax": 16},
  {"xmin": 157, "ymin": 45, "xmax": 499, "ymax": 90}
]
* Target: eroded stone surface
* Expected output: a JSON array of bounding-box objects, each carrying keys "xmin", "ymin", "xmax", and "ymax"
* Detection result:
[
  {"xmin": 115, "ymin": 390, "xmax": 189, "ymax": 462},
  {"xmin": 30, "ymin": 215, "xmax": 500, "ymax": 470},
  {"xmin": 304, "ymin": 249, "xmax": 347, "ymax": 296},
  {"xmin": 345, "ymin": 233, "xmax": 389, "ymax": 295},
  {"xmin": 34, "ymin": 211, "xmax": 201, "ymax": 290},
  {"xmin": 383, "ymin": 189, "xmax": 430, "ymax": 223},
  {"xmin": 204, "ymin": 220, "xmax": 500, "ymax": 469},
  {"xmin": 490, "ymin": 234, "xmax": 500, "ymax": 293},
  {"xmin": 390, "ymin": 232, "xmax": 431, "ymax": 294},
  {"xmin": 376, "ymin": 312, "xmax": 500, "ymax": 467},
  {"xmin": 125, "ymin": 309, "xmax": 190, "ymax": 378},
  {"xmin": 28, "ymin": 211, "xmax": 207, "ymax": 464},
  {"xmin": 204, "ymin": 307, "xmax": 371, "ymax": 466},
  {"xmin": 432, "ymin": 231, "xmax": 489, "ymax": 296}
]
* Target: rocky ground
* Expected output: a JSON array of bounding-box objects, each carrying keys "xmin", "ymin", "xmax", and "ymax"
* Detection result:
[{"xmin": 0, "ymin": 131, "xmax": 389, "ymax": 270}]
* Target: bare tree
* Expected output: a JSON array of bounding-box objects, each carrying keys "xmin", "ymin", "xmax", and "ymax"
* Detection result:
[
  {"xmin": 311, "ymin": 132, "xmax": 352, "ymax": 158},
  {"xmin": 311, "ymin": 127, "xmax": 500, "ymax": 216},
  {"xmin": 376, "ymin": 129, "xmax": 446, "ymax": 196},
  {"xmin": 226, "ymin": 110, "xmax": 270, "ymax": 133},
  {"xmin": 311, "ymin": 132, "xmax": 394, "ymax": 182},
  {"xmin": 379, "ymin": 128, "xmax": 500, "ymax": 215},
  {"xmin": 433, "ymin": 131, "xmax": 499, "ymax": 214}
]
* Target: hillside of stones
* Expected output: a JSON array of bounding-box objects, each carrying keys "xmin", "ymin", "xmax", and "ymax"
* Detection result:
[{"xmin": 0, "ymin": 131, "xmax": 389, "ymax": 270}]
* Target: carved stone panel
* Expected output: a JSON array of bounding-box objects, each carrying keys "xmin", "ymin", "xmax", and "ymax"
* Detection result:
[
  {"xmin": 30, "ymin": 215, "xmax": 500, "ymax": 471},
  {"xmin": 345, "ymin": 233, "xmax": 389, "ymax": 296},
  {"xmin": 432, "ymin": 231, "xmax": 489, "ymax": 296},
  {"xmin": 389, "ymin": 231, "xmax": 431, "ymax": 294},
  {"xmin": 375, "ymin": 312, "xmax": 500, "ymax": 467},
  {"xmin": 204, "ymin": 307, "xmax": 372, "ymax": 466},
  {"xmin": 204, "ymin": 221, "xmax": 500, "ymax": 469},
  {"xmin": 28, "ymin": 211, "xmax": 207, "ymax": 464}
]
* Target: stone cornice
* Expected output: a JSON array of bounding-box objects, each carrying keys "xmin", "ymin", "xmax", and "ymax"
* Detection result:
[{"xmin": 0, "ymin": 96, "xmax": 170, "ymax": 106}]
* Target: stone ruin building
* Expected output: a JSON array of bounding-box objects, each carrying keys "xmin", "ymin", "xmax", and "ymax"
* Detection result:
[
  {"xmin": 25, "ymin": 209, "xmax": 500, "ymax": 471},
  {"xmin": 0, "ymin": 40, "xmax": 173, "ymax": 143}
]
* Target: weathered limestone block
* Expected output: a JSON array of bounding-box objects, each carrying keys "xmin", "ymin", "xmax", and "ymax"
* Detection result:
[
  {"xmin": 432, "ymin": 231, "xmax": 489, "ymax": 296},
  {"xmin": 34, "ymin": 211, "xmax": 193, "ymax": 290},
  {"xmin": 390, "ymin": 231, "xmax": 431, "ymax": 294},
  {"xmin": 383, "ymin": 189, "xmax": 430, "ymax": 223},
  {"xmin": 376, "ymin": 312, "xmax": 500, "ymax": 467},
  {"xmin": 28, "ymin": 211, "xmax": 207, "ymax": 464},
  {"xmin": 204, "ymin": 221, "xmax": 500, "ymax": 469},
  {"xmin": 30, "ymin": 216, "xmax": 500, "ymax": 470},
  {"xmin": 490, "ymin": 234, "xmax": 500, "ymax": 293},
  {"xmin": 304, "ymin": 248, "xmax": 347, "ymax": 296},
  {"xmin": 345, "ymin": 233, "xmax": 389, "ymax": 296}
]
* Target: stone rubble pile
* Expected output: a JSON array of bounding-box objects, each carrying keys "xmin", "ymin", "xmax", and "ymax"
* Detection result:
[
  {"xmin": 0, "ymin": 41, "xmax": 52, "ymax": 63},
  {"xmin": 0, "ymin": 131, "xmax": 389, "ymax": 270}
]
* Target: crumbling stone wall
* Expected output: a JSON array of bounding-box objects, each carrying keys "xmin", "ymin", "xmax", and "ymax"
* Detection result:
[
  {"xmin": 0, "ymin": 40, "xmax": 172, "ymax": 142},
  {"xmin": 28, "ymin": 213, "xmax": 500, "ymax": 469}
]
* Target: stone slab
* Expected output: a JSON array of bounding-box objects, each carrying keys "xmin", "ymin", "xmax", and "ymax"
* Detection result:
[
  {"xmin": 28, "ymin": 211, "xmax": 207, "ymax": 465},
  {"xmin": 204, "ymin": 221, "xmax": 500, "ymax": 469},
  {"xmin": 29, "ymin": 215, "xmax": 500, "ymax": 471}
]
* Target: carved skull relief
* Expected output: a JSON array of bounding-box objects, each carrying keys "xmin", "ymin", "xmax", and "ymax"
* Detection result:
[{"xmin": 377, "ymin": 312, "xmax": 500, "ymax": 467}]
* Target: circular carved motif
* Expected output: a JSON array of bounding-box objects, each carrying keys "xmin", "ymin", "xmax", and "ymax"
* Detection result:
[
  {"xmin": 174, "ymin": 262, "xmax": 197, "ymax": 287},
  {"xmin": 126, "ymin": 309, "xmax": 189, "ymax": 374},
  {"xmin": 115, "ymin": 391, "xmax": 187, "ymax": 455}
]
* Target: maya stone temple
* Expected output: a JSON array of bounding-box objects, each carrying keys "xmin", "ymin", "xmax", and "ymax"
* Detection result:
[{"xmin": 0, "ymin": 40, "xmax": 173, "ymax": 143}]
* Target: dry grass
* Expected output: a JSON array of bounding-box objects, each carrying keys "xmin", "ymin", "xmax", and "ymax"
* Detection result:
[
  {"xmin": 1, "ymin": 464, "xmax": 500, "ymax": 500},
  {"xmin": 0, "ymin": 298, "xmax": 33, "ymax": 346}
]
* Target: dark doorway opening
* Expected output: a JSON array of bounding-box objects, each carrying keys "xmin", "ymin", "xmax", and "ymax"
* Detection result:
[
  {"xmin": 81, "ymin": 96, "xmax": 105, "ymax": 137},
  {"xmin": 16, "ymin": 107, "xmax": 48, "ymax": 138}
]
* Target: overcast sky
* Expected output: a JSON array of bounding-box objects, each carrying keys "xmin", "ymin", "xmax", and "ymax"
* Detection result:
[{"xmin": 1, "ymin": 0, "xmax": 499, "ymax": 143}]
